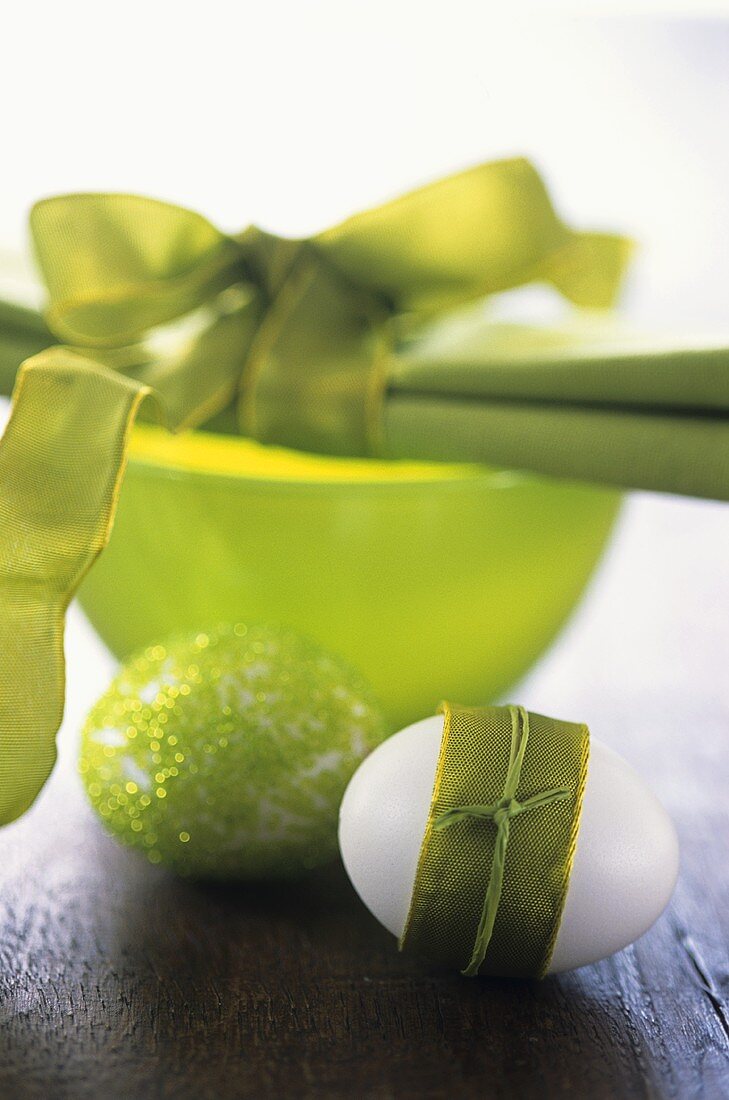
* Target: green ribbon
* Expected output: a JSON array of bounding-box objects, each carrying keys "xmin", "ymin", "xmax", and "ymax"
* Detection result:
[
  {"xmin": 0, "ymin": 352, "xmax": 152, "ymax": 822},
  {"xmin": 432, "ymin": 705, "xmax": 570, "ymax": 976},
  {"xmin": 400, "ymin": 703, "xmax": 589, "ymax": 978}
]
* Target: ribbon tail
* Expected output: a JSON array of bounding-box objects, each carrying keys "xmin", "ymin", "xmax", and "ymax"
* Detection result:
[
  {"xmin": 462, "ymin": 819, "xmax": 511, "ymax": 977},
  {"xmin": 0, "ymin": 349, "xmax": 151, "ymax": 823}
]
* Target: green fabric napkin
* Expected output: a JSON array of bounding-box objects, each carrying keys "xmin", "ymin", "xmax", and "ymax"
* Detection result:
[{"xmin": 380, "ymin": 317, "xmax": 729, "ymax": 499}]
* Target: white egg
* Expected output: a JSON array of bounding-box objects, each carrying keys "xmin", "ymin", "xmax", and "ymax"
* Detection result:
[{"xmin": 338, "ymin": 714, "xmax": 679, "ymax": 974}]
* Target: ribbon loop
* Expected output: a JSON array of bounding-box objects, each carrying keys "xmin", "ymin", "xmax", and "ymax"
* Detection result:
[
  {"xmin": 30, "ymin": 194, "xmax": 246, "ymax": 347},
  {"xmin": 316, "ymin": 158, "xmax": 630, "ymax": 314}
]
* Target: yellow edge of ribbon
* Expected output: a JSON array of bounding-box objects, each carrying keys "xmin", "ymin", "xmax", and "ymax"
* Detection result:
[
  {"xmin": 398, "ymin": 700, "xmax": 455, "ymax": 953},
  {"xmin": 538, "ymin": 724, "xmax": 591, "ymax": 977}
]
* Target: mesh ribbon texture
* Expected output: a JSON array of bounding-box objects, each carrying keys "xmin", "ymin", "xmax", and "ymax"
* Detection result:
[{"xmin": 399, "ymin": 703, "xmax": 589, "ymax": 978}]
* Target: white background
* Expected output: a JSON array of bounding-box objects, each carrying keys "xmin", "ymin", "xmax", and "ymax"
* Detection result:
[{"xmin": 0, "ymin": 9, "xmax": 727, "ymax": 781}]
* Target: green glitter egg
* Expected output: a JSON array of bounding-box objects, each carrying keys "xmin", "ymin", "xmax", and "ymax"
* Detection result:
[{"xmin": 79, "ymin": 624, "xmax": 388, "ymax": 878}]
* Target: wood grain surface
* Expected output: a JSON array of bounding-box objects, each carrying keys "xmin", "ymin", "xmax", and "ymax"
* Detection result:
[{"xmin": 0, "ymin": 493, "xmax": 727, "ymax": 1100}]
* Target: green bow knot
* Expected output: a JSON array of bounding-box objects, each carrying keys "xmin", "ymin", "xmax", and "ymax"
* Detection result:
[{"xmin": 434, "ymin": 790, "xmax": 571, "ymax": 831}]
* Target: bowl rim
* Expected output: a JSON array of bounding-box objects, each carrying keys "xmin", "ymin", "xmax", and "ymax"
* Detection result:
[{"xmin": 127, "ymin": 423, "xmax": 533, "ymax": 491}]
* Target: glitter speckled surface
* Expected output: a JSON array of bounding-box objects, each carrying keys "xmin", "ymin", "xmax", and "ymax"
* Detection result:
[{"xmin": 79, "ymin": 624, "xmax": 388, "ymax": 878}]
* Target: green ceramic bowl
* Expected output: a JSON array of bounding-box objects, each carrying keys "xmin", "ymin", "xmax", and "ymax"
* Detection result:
[{"xmin": 78, "ymin": 426, "xmax": 620, "ymax": 729}]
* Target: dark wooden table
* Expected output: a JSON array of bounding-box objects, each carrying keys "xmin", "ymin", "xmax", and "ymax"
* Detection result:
[{"xmin": 0, "ymin": 493, "xmax": 727, "ymax": 1099}]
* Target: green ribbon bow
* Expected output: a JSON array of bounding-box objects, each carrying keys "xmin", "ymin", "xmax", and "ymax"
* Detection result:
[
  {"xmin": 16, "ymin": 158, "xmax": 728, "ymax": 499},
  {"xmin": 24, "ymin": 158, "xmax": 631, "ymax": 449}
]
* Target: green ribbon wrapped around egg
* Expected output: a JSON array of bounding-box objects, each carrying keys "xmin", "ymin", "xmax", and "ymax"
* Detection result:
[
  {"xmin": 0, "ymin": 157, "xmax": 727, "ymax": 826},
  {"xmin": 400, "ymin": 703, "xmax": 588, "ymax": 977}
]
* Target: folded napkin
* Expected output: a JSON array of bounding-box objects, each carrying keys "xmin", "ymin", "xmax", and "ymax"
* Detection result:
[{"xmin": 380, "ymin": 317, "xmax": 729, "ymax": 499}]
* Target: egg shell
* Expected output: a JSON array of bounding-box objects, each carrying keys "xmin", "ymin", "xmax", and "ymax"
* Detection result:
[
  {"xmin": 338, "ymin": 714, "xmax": 679, "ymax": 974},
  {"xmin": 80, "ymin": 624, "xmax": 388, "ymax": 879}
]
